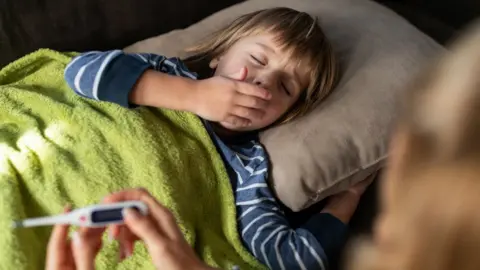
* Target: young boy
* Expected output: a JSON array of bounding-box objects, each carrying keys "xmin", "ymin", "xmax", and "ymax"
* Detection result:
[{"xmin": 64, "ymin": 8, "xmax": 370, "ymax": 270}]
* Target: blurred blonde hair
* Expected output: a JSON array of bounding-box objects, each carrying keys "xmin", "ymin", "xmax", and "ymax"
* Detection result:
[
  {"xmin": 346, "ymin": 21, "xmax": 480, "ymax": 270},
  {"xmin": 183, "ymin": 7, "xmax": 338, "ymax": 124}
]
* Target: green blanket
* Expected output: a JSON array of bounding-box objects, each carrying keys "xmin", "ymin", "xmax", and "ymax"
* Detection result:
[{"xmin": 0, "ymin": 49, "xmax": 265, "ymax": 270}]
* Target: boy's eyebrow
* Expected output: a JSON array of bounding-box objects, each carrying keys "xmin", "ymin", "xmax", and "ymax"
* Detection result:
[{"xmin": 254, "ymin": 42, "xmax": 275, "ymax": 54}]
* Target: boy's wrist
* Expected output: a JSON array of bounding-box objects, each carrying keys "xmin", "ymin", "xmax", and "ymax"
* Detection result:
[
  {"xmin": 129, "ymin": 70, "xmax": 199, "ymax": 112},
  {"xmin": 129, "ymin": 70, "xmax": 160, "ymax": 107},
  {"xmin": 185, "ymin": 79, "xmax": 203, "ymax": 114},
  {"xmin": 159, "ymin": 74, "xmax": 199, "ymax": 113}
]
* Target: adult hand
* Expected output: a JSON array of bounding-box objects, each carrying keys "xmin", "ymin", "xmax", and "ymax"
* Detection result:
[
  {"xmin": 103, "ymin": 188, "xmax": 214, "ymax": 270},
  {"xmin": 193, "ymin": 67, "xmax": 271, "ymax": 127},
  {"xmin": 46, "ymin": 206, "xmax": 105, "ymax": 270}
]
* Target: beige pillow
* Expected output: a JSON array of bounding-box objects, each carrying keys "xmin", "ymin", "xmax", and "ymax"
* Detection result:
[{"xmin": 125, "ymin": 0, "xmax": 443, "ymax": 211}]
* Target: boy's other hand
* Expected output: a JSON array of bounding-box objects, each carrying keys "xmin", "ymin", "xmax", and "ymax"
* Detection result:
[
  {"xmin": 348, "ymin": 172, "xmax": 376, "ymax": 196},
  {"xmin": 193, "ymin": 67, "xmax": 271, "ymax": 127},
  {"xmin": 320, "ymin": 173, "xmax": 377, "ymax": 224}
]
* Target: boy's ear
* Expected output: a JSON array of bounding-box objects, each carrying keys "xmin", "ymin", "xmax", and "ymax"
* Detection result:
[{"xmin": 209, "ymin": 57, "xmax": 220, "ymax": 69}]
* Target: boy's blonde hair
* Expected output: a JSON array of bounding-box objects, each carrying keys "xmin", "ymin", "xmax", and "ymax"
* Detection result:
[
  {"xmin": 184, "ymin": 7, "xmax": 337, "ymax": 124},
  {"xmin": 346, "ymin": 22, "xmax": 480, "ymax": 270}
]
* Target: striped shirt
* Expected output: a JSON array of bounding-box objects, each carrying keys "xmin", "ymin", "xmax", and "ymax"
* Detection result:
[{"xmin": 64, "ymin": 50, "xmax": 347, "ymax": 270}]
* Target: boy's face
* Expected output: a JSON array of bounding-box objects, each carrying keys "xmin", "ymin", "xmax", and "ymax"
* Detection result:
[{"xmin": 210, "ymin": 33, "xmax": 310, "ymax": 131}]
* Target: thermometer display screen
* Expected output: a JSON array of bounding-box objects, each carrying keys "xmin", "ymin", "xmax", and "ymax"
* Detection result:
[
  {"xmin": 91, "ymin": 206, "xmax": 141, "ymax": 223},
  {"xmin": 91, "ymin": 208, "xmax": 123, "ymax": 223}
]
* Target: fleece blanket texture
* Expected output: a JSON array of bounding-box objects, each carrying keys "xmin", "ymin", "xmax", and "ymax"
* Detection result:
[{"xmin": 0, "ymin": 49, "xmax": 265, "ymax": 270}]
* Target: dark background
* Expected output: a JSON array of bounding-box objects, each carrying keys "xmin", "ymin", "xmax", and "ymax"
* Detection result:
[{"xmin": 0, "ymin": 0, "xmax": 478, "ymax": 68}]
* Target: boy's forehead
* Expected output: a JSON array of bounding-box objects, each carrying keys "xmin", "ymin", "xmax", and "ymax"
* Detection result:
[{"xmin": 242, "ymin": 33, "xmax": 313, "ymax": 69}]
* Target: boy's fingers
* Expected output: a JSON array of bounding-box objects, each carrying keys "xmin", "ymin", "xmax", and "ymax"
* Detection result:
[
  {"xmin": 228, "ymin": 67, "xmax": 248, "ymax": 81},
  {"xmin": 224, "ymin": 115, "xmax": 251, "ymax": 127},
  {"xmin": 236, "ymin": 83, "xmax": 271, "ymax": 100},
  {"xmin": 232, "ymin": 106, "xmax": 264, "ymax": 121},
  {"xmin": 355, "ymin": 172, "xmax": 377, "ymax": 189},
  {"xmin": 235, "ymin": 94, "xmax": 269, "ymax": 110}
]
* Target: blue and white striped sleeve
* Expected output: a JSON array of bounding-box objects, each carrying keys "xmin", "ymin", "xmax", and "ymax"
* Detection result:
[
  {"xmin": 234, "ymin": 155, "xmax": 330, "ymax": 269},
  {"xmin": 237, "ymin": 168, "xmax": 328, "ymax": 269},
  {"xmin": 204, "ymin": 123, "xmax": 347, "ymax": 269},
  {"xmin": 64, "ymin": 50, "xmax": 196, "ymax": 108}
]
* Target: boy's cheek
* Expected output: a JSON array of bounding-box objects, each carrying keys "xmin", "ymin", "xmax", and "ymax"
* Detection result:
[
  {"xmin": 259, "ymin": 107, "xmax": 283, "ymax": 127},
  {"xmin": 218, "ymin": 60, "xmax": 254, "ymax": 80},
  {"xmin": 271, "ymin": 101, "xmax": 292, "ymax": 119}
]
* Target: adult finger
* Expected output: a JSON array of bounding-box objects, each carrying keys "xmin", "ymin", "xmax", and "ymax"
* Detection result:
[
  {"xmin": 46, "ymin": 224, "xmax": 70, "ymax": 266},
  {"xmin": 102, "ymin": 188, "xmax": 151, "ymax": 239},
  {"xmin": 46, "ymin": 206, "xmax": 71, "ymax": 269},
  {"xmin": 71, "ymin": 227, "xmax": 105, "ymax": 270},
  {"xmin": 103, "ymin": 188, "xmax": 180, "ymax": 240},
  {"xmin": 235, "ymin": 94, "xmax": 269, "ymax": 110},
  {"xmin": 108, "ymin": 224, "xmax": 140, "ymax": 248},
  {"xmin": 102, "ymin": 188, "xmax": 151, "ymax": 204},
  {"xmin": 138, "ymin": 195, "xmax": 184, "ymax": 240},
  {"xmin": 123, "ymin": 208, "xmax": 164, "ymax": 247},
  {"xmin": 231, "ymin": 106, "xmax": 265, "ymax": 121},
  {"xmin": 235, "ymin": 82, "xmax": 271, "ymax": 100},
  {"xmin": 117, "ymin": 226, "xmax": 137, "ymax": 261},
  {"xmin": 46, "ymin": 215, "xmax": 70, "ymax": 254}
]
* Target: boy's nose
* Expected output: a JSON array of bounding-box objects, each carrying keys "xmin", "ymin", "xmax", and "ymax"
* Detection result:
[{"xmin": 253, "ymin": 77, "xmax": 272, "ymax": 89}]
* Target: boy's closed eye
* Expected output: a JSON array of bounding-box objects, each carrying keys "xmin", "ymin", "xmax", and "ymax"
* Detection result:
[
  {"xmin": 250, "ymin": 54, "xmax": 266, "ymax": 66},
  {"xmin": 281, "ymin": 82, "xmax": 291, "ymax": 96}
]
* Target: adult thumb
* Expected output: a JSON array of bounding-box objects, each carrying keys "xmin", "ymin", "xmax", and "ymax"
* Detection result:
[{"xmin": 229, "ymin": 67, "xmax": 248, "ymax": 81}]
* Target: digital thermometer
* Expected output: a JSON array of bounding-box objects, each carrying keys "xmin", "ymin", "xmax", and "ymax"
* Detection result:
[{"xmin": 12, "ymin": 201, "xmax": 148, "ymax": 228}]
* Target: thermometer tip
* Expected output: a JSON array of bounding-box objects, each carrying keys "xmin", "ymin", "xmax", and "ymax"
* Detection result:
[{"xmin": 12, "ymin": 221, "xmax": 24, "ymax": 229}]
